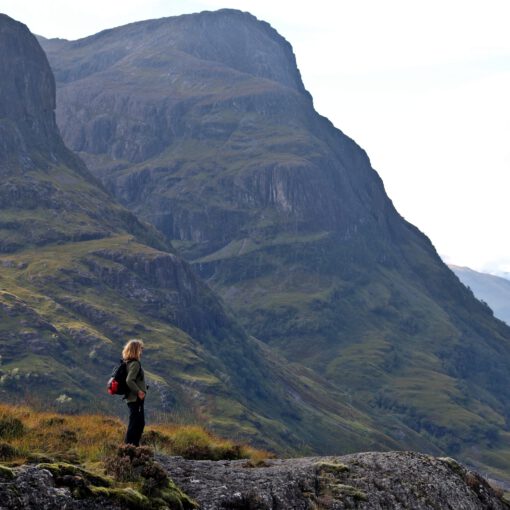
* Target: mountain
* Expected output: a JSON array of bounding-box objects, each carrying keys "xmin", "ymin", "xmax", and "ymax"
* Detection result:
[
  {"xmin": 450, "ymin": 265, "xmax": 510, "ymax": 325},
  {"xmin": 0, "ymin": 13, "xmax": 424, "ymax": 456},
  {"xmin": 39, "ymin": 9, "xmax": 510, "ymax": 477}
]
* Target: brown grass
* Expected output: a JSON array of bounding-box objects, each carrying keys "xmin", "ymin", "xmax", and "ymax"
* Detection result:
[{"xmin": 0, "ymin": 403, "xmax": 269, "ymax": 468}]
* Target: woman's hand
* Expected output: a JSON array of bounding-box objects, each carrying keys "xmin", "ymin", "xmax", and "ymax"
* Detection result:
[{"xmin": 138, "ymin": 390, "xmax": 146, "ymax": 400}]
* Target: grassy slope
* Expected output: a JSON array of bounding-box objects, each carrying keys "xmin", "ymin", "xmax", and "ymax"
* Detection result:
[{"xmin": 1, "ymin": 235, "xmax": 427, "ymax": 457}]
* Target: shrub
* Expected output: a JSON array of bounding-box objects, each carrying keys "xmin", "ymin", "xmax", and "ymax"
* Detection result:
[
  {"xmin": 142, "ymin": 429, "xmax": 173, "ymax": 450},
  {"xmin": 0, "ymin": 415, "xmax": 25, "ymax": 439},
  {"xmin": 103, "ymin": 444, "xmax": 196, "ymax": 508},
  {"xmin": 0, "ymin": 442, "xmax": 19, "ymax": 460},
  {"xmin": 170, "ymin": 428, "xmax": 212, "ymax": 459},
  {"xmin": 104, "ymin": 444, "xmax": 154, "ymax": 482},
  {"xmin": 140, "ymin": 461, "xmax": 169, "ymax": 496},
  {"xmin": 43, "ymin": 417, "xmax": 66, "ymax": 427},
  {"xmin": 212, "ymin": 443, "xmax": 244, "ymax": 461}
]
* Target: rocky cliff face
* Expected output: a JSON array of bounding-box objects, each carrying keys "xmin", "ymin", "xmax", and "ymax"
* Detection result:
[
  {"xmin": 0, "ymin": 13, "xmax": 169, "ymax": 253},
  {"xmin": 40, "ymin": 9, "xmax": 510, "ymax": 479},
  {"xmin": 41, "ymin": 9, "xmax": 385, "ymax": 242},
  {"xmin": 0, "ymin": 464, "xmax": 121, "ymax": 509},
  {"xmin": 41, "ymin": 10, "xmax": 308, "ymax": 166},
  {"xmin": 0, "ymin": 14, "xmax": 59, "ymax": 161},
  {"xmin": 1, "ymin": 452, "xmax": 508, "ymax": 509}
]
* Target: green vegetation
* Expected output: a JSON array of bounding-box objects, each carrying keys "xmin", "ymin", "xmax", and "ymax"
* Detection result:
[
  {"xmin": 0, "ymin": 403, "xmax": 266, "ymax": 465},
  {"xmin": 315, "ymin": 461, "xmax": 350, "ymax": 475},
  {"xmin": 0, "ymin": 403, "xmax": 274, "ymax": 507},
  {"xmin": 0, "ymin": 464, "xmax": 15, "ymax": 479},
  {"xmin": 331, "ymin": 484, "xmax": 368, "ymax": 501},
  {"xmin": 0, "ymin": 235, "xmax": 414, "ymax": 457}
]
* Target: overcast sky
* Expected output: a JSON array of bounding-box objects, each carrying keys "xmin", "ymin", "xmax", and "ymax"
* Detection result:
[{"xmin": 2, "ymin": 0, "xmax": 509, "ymax": 275}]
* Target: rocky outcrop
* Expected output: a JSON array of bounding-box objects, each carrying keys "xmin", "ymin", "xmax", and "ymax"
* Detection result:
[
  {"xmin": 0, "ymin": 14, "xmax": 60, "ymax": 163},
  {"xmin": 158, "ymin": 452, "xmax": 509, "ymax": 510},
  {"xmin": 0, "ymin": 464, "xmax": 121, "ymax": 509},
  {"xmin": 54, "ymin": 247, "xmax": 234, "ymax": 342},
  {"xmin": 40, "ymin": 9, "xmax": 308, "ymax": 165},
  {"xmin": 1, "ymin": 452, "xmax": 508, "ymax": 509}
]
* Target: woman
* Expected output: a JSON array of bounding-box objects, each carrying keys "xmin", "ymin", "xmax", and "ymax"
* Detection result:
[{"xmin": 122, "ymin": 339, "xmax": 147, "ymax": 446}]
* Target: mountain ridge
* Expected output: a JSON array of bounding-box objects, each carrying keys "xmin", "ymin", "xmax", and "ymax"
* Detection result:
[{"xmin": 38, "ymin": 8, "xmax": 309, "ymax": 99}]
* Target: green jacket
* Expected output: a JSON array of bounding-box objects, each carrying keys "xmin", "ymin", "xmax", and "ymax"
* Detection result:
[{"xmin": 124, "ymin": 360, "xmax": 147, "ymax": 403}]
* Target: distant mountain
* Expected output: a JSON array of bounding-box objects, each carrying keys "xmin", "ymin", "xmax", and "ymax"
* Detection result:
[
  {"xmin": 40, "ymin": 9, "xmax": 510, "ymax": 477},
  {"xmin": 496, "ymin": 271, "xmax": 510, "ymax": 281},
  {"xmin": 0, "ymin": 13, "xmax": 419, "ymax": 456},
  {"xmin": 450, "ymin": 265, "xmax": 510, "ymax": 325}
]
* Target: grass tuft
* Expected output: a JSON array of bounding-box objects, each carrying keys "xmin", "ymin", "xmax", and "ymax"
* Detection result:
[{"xmin": 0, "ymin": 415, "xmax": 25, "ymax": 439}]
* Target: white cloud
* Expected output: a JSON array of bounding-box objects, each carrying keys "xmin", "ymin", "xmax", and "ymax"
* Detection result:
[{"xmin": 0, "ymin": 0, "xmax": 207, "ymax": 39}]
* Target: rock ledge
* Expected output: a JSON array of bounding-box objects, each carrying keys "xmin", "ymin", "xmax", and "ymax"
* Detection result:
[
  {"xmin": 1, "ymin": 451, "xmax": 508, "ymax": 509},
  {"xmin": 158, "ymin": 451, "xmax": 509, "ymax": 510}
]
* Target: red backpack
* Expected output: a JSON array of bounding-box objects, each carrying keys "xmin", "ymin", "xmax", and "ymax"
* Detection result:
[{"xmin": 107, "ymin": 360, "xmax": 128, "ymax": 396}]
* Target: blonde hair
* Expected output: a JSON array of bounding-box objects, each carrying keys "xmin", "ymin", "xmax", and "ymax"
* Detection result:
[{"xmin": 122, "ymin": 339, "xmax": 144, "ymax": 361}]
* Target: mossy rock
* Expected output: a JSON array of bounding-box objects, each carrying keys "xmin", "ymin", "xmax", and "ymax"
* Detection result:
[
  {"xmin": 90, "ymin": 486, "xmax": 151, "ymax": 509},
  {"xmin": 26, "ymin": 452, "xmax": 55, "ymax": 464},
  {"xmin": 139, "ymin": 460, "xmax": 197, "ymax": 509},
  {"xmin": 315, "ymin": 461, "xmax": 349, "ymax": 475},
  {"xmin": 332, "ymin": 483, "xmax": 368, "ymax": 501},
  {"xmin": 438, "ymin": 457, "xmax": 466, "ymax": 477},
  {"xmin": 91, "ymin": 485, "xmax": 197, "ymax": 510},
  {"xmin": 36, "ymin": 460, "xmax": 196, "ymax": 509},
  {"xmin": 37, "ymin": 462, "xmax": 112, "ymax": 487},
  {"xmin": 0, "ymin": 463, "xmax": 15, "ymax": 480},
  {"xmin": 37, "ymin": 462, "xmax": 197, "ymax": 508},
  {"xmin": 158, "ymin": 478, "xmax": 197, "ymax": 509}
]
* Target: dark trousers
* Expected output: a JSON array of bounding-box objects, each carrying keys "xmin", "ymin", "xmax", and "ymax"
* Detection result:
[{"xmin": 125, "ymin": 398, "xmax": 145, "ymax": 446}]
